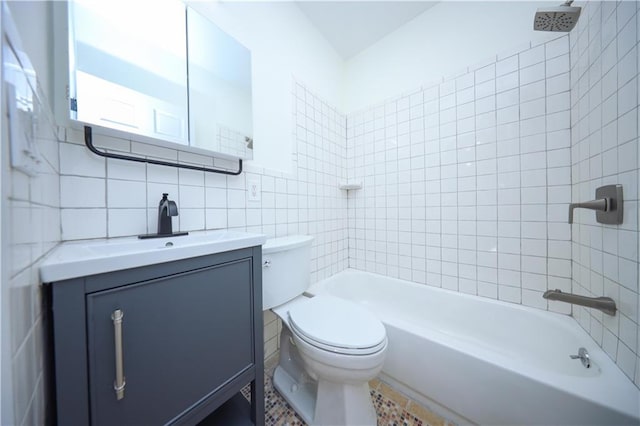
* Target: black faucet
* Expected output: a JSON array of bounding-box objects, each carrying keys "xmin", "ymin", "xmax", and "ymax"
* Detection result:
[{"xmin": 157, "ymin": 193, "xmax": 178, "ymax": 235}]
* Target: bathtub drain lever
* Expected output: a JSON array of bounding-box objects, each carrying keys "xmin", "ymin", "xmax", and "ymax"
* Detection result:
[{"xmin": 570, "ymin": 347, "xmax": 591, "ymax": 369}]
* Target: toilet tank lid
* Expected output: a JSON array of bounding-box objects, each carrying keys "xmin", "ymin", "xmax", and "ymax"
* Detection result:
[{"xmin": 262, "ymin": 235, "xmax": 314, "ymax": 254}]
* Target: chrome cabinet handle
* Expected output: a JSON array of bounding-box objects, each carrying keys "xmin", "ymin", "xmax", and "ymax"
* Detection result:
[{"xmin": 111, "ymin": 309, "xmax": 126, "ymax": 400}]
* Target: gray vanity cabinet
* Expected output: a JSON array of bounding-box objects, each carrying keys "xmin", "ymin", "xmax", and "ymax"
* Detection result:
[{"xmin": 45, "ymin": 246, "xmax": 264, "ymax": 426}]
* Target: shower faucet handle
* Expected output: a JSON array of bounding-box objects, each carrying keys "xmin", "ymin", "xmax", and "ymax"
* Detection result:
[{"xmin": 568, "ymin": 184, "xmax": 623, "ymax": 225}]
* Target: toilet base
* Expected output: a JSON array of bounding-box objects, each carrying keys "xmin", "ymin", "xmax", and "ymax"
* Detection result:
[
  {"xmin": 273, "ymin": 365, "xmax": 378, "ymax": 426},
  {"xmin": 314, "ymin": 379, "xmax": 378, "ymax": 426},
  {"xmin": 273, "ymin": 326, "xmax": 379, "ymax": 426},
  {"xmin": 273, "ymin": 365, "xmax": 317, "ymax": 424}
]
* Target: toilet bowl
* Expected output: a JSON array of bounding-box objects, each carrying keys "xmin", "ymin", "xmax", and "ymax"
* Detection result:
[{"xmin": 262, "ymin": 236, "xmax": 387, "ymax": 426}]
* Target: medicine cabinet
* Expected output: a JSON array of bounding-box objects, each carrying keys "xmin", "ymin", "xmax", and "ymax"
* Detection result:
[{"xmin": 54, "ymin": 0, "xmax": 253, "ymax": 161}]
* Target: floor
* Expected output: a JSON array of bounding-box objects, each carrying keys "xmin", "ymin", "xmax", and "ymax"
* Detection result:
[{"xmin": 254, "ymin": 356, "xmax": 454, "ymax": 426}]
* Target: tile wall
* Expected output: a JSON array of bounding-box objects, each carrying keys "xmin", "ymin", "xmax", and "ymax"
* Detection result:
[
  {"xmin": 347, "ymin": 35, "xmax": 574, "ymax": 314},
  {"xmin": 569, "ymin": 0, "xmax": 640, "ymax": 386},
  {"xmin": 57, "ymin": 80, "xmax": 349, "ymax": 360},
  {"xmin": 2, "ymin": 47, "xmax": 61, "ymax": 424}
]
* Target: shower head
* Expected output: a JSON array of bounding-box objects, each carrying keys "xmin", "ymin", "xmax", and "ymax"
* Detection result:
[{"xmin": 533, "ymin": 1, "xmax": 581, "ymax": 32}]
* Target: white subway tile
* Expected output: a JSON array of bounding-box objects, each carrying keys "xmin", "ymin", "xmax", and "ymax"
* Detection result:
[
  {"xmin": 546, "ymin": 73, "xmax": 570, "ymax": 96},
  {"xmin": 179, "ymin": 168, "xmax": 205, "ymax": 187},
  {"xmin": 61, "ymin": 208, "xmax": 106, "ymax": 240},
  {"xmin": 478, "ymin": 281, "xmax": 498, "ymax": 299},
  {"xmin": 521, "ymin": 116, "xmax": 546, "ymax": 137},
  {"xmin": 107, "ymin": 159, "xmax": 146, "ymax": 181},
  {"xmin": 520, "ymin": 45, "xmax": 545, "ymax": 68},
  {"xmin": 545, "ymin": 36, "xmax": 569, "ymax": 59},
  {"xmin": 205, "ymin": 188, "xmax": 227, "ymax": 208},
  {"xmin": 475, "ymin": 95, "xmax": 496, "ymax": 114},
  {"xmin": 179, "ymin": 209, "xmax": 205, "ymax": 231},
  {"xmin": 546, "ymin": 54, "xmax": 570, "ymax": 78},
  {"xmin": 497, "ymin": 106, "xmax": 519, "ymax": 124},
  {"xmin": 496, "ymin": 71, "xmax": 519, "ymax": 93},
  {"xmin": 548, "ymin": 258, "xmax": 571, "ymax": 278},
  {"xmin": 520, "ymin": 80, "xmax": 546, "ymax": 104},
  {"xmin": 546, "ymin": 111, "xmax": 570, "ymax": 132},
  {"xmin": 617, "ymin": 47, "xmax": 638, "ymax": 87},
  {"xmin": 619, "ymin": 257, "xmax": 639, "ymax": 292},
  {"xmin": 522, "ymin": 187, "xmax": 546, "ymax": 204},
  {"xmin": 457, "ymin": 87, "xmax": 475, "ymax": 105},
  {"xmin": 521, "ymin": 98, "xmax": 546, "ymax": 119},
  {"xmin": 108, "ymin": 179, "xmax": 146, "ymax": 208},
  {"xmin": 497, "ymin": 88, "xmax": 520, "ymax": 109},
  {"xmin": 618, "ymin": 109, "xmax": 638, "ymax": 144},
  {"xmin": 520, "ymin": 62, "xmax": 546, "ymax": 85},
  {"xmin": 147, "ymin": 164, "xmax": 178, "ymax": 184},
  {"xmin": 618, "ymin": 78, "xmax": 638, "ymax": 116},
  {"xmin": 498, "ymin": 284, "xmax": 521, "ymax": 303},
  {"xmin": 60, "ymin": 176, "xmax": 105, "ymax": 208},
  {"xmin": 546, "ymin": 92, "xmax": 570, "ymax": 114},
  {"xmin": 60, "ymin": 143, "xmax": 105, "ymax": 177},
  {"xmin": 496, "ymin": 55, "xmax": 519, "ymax": 77},
  {"xmin": 205, "ymin": 209, "xmax": 227, "ymax": 229},
  {"xmin": 617, "ymin": 342, "xmax": 636, "ymax": 380},
  {"xmin": 617, "ymin": 13, "xmax": 637, "ymax": 59},
  {"xmin": 179, "ymin": 185, "xmax": 205, "ymax": 209},
  {"xmin": 205, "ymin": 172, "xmax": 227, "ymax": 188},
  {"xmin": 618, "ymin": 141, "xmax": 639, "ymax": 173},
  {"xmin": 108, "ymin": 209, "xmax": 146, "ymax": 237}
]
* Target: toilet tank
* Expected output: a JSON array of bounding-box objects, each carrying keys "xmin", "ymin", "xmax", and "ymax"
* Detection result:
[{"xmin": 262, "ymin": 235, "xmax": 314, "ymax": 310}]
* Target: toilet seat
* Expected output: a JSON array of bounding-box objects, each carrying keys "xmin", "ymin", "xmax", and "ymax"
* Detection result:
[{"xmin": 287, "ymin": 295, "xmax": 386, "ymax": 356}]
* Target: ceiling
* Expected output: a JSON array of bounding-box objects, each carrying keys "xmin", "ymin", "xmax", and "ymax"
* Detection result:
[{"xmin": 296, "ymin": 1, "xmax": 439, "ymax": 59}]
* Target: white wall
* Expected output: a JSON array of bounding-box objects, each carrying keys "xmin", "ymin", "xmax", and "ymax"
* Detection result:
[
  {"xmin": 5, "ymin": 1, "xmax": 53, "ymax": 104},
  {"xmin": 188, "ymin": 1, "xmax": 344, "ymax": 172},
  {"xmin": 347, "ymin": 34, "xmax": 574, "ymax": 313},
  {"xmin": 569, "ymin": 0, "xmax": 640, "ymax": 386},
  {"xmin": 344, "ymin": 1, "xmax": 564, "ymax": 112},
  {"xmin": 2, "ymin": 3, "xmax": 61, "ymax": 425}
]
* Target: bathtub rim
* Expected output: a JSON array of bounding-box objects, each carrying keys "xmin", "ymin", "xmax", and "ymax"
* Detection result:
[{"xmin": 308, "ymin": 268, "xmax": 640, "ymax": 423}]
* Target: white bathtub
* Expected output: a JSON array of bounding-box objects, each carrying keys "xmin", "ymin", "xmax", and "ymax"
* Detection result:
[{"xmin": 308, "ymin": 269, "xmax": 640, "ymax": 425}]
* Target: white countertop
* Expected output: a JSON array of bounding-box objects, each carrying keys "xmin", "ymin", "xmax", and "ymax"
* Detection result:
[{"xmin": 39, "ymin": 230, "xmax": 266, "ymax": 283}]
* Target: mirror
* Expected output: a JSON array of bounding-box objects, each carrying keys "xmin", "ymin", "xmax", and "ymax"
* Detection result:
[
  {"xmin": 64, "ymin": 0, "xmax": 253, "ymax": 160},
  {"xmin": 187, "ymin": 7, "xmax": 253, "ymax": 160},
  {"xmin": 69, "ymin": 0, "xmax": 188, "ymax": 145}
]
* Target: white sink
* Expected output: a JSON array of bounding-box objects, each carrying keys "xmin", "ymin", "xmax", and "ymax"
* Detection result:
[
  {"xmin": 40, "ymin": 230, "xmax": 266, "ymax": 283},
  {"xmin": 86, "ymin": 231, "xmax": 250, "ymax": 256}
]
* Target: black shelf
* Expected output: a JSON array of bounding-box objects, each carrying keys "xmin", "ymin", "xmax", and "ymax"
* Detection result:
[{"xmin": 198, "ymin": 393, "xmax": 254, "ymax": 426}]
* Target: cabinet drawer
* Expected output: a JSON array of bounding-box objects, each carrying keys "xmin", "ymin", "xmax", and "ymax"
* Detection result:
[{"xmin": 86, "ymin": 259, "xmax": 253, "ymax": 425}]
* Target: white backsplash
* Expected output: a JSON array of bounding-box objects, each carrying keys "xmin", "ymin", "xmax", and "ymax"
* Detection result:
[{"xmin": 58, "ymin": 81, "xmax": 349, "ymax": 287}]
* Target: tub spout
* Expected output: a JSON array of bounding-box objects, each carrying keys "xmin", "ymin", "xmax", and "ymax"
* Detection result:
[{"xmin": 543, "ymin": 289, "xmax": 616, "ymax": 316}]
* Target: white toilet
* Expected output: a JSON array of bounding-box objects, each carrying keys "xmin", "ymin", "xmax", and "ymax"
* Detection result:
[{"xmin": 262, "ymin": 235, "xmax": 387, "ymax": 426}]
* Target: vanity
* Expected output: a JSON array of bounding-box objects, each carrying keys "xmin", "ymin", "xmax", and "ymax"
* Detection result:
[{"xmin": 40, "ymin": 231, "xmax": 266, "ymax": 425}]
